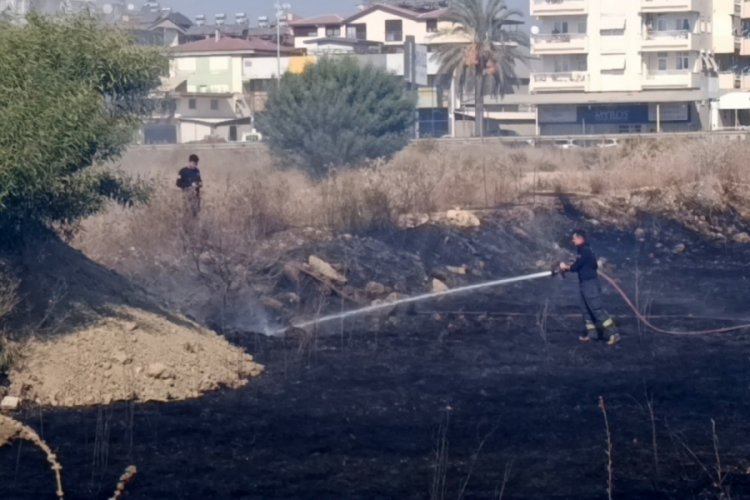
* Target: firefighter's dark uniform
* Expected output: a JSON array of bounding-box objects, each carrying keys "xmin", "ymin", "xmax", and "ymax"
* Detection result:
[{"xmin": 570, "ymin": 243, "xmax": 618, "ymax": 340}]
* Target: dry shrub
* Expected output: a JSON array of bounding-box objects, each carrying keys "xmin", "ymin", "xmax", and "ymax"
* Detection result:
[
  {"xmin": 74, "ymin": 138, "xmax": 750, "ymax": 312},
  {"xmin": 589, "ymin": 176, "xmax": 607, "ymax": 195}
]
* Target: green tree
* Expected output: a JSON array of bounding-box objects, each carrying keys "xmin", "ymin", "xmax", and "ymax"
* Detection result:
[
  {"xmin": 0, "ymin": 15, "xmax": 164, "ymax": 241},
  {"xmin": 257, "ymin": 57, "xmax": 416, "ymax": 176},
  {"xmin": 432, "ymin": 0, "xmax": 528, "ymax": 137}
]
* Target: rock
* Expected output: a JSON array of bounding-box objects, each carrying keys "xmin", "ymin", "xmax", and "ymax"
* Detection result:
[
  {"xmin": 261, "ymin": 297, "xmax": 285, "ymax": 311},
  {"xmin": 1, "ymin": 396, "xmax": 20, "ymax": 411},
  {"xmin": 365, "ymin": 281, "xmax": 388, "ymax": 298},
  {"xmin": 112, "ymin": 351, "xmax": 132, "ymax": 365},
  {"xmin": 279, "ymin": 292, "xmax": 300, "ymax": 305},
  {"xmin": 432, "ymin": 278, "xmax": 449, "ymax": 293},
  {"xmin": 446, "ymin": 209, "xmax": 480, "ymax": 228},
  {"xmin": 672, "ymin": 243, "xmax": 686, "ymax": 254},
  {"xmin": 308, "ymin": 256, "xmax": 347, "ymax": 284},
  {"xmin": 124, "ymin": 322, "xmax": 139, "ymax": 332},
  {"xmin": 446, "ymin": 265, "xmax": 467, "ymax": 276},
  {"xmin": 282, "ymin": 261, "xmax": 301, "ymax": 282},
  {"xmin": 733, "ymin": 232, "xmax": 750, "ymax": 244},
  {"xmin": 146, "ymin": 362, "xmax": 173, "ymax": 380},
  {"xmin": 634, "ymin": 228, "xmax": 646, "ymax": 241},
  {"xmin": 384, "ymin": 292, "xmax": 408, "ymax": 303}
]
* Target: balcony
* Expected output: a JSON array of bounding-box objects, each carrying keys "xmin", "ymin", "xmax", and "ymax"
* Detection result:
[
  {"xmin": 742, "ymin": 38, "xmax": 750, "ymax": 56},
  {"xmin": 530, "ymin": 71, "xmax": 589, "ymax": 92},
  {"xmin": 718, "ymin": 71, "xmax": 740, "ymax": 90},
  {"xmin": 640, "ymin": 0, "xmax": 701, "ymax": 12},
  {"xmin": 530, "ymin": 0, "xmax": 587, "ymax": 16},
  {"xmin": 743, "ymin": 0, "xmax": 750, "ymax": 18},
  {"xmin": 642, "ymin": 71, "xmax": 701, "ymax": 89},
  {"xmin": 641, "ymin": 30, "xmax": 700, "ymax": 51},
  {"xmin": 531, "ymin": 33, "xmax": 588, "ymax": 54}
]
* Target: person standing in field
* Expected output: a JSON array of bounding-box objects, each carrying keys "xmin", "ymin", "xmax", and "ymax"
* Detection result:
[
  {"xmin": 559, "ymin": 230, "xmax": 621, "ymax": 346},
  {"xmin": 177, "ymin": 154, "xmax": 202, "ymax": 217}
]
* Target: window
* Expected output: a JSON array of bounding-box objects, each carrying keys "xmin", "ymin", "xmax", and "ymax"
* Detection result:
[
  {"xmin": 248, "ymin": 79, "xmax": 274, "ymax": 92},
  {"xmin": 293, "ymin": 26, "xmax": 318, "ymax": 37},
  {"xmin": 426, "ymin": 20, "xmax": 438, "ymax": 33},
  {"xmin": 188, "ymin": 98, "xmax": 196, "ymax": 110},
  {"xmin": 676, "ymin": 52, "xmax": 690, "ymax": 70},
  {"xmin": 210, "ymin": 99, "xmax": 219, "ymax": 111},
  {"xmin": 229, "ymin": 125, "xmax": 237, "ymax": 142},
  {"xmin": 553, "ymin": 21, "xmax": 568, "ymax": 34},
  {"xmin": 385, "ymin": 20, "xmax": 403, "ymax": 41},
  {"xmin": 657, "ymin": 16, "xmax": 667, "ymax": 31},
  {"xmin": 325, "ymin": 25, "xmax": 341, "ymax": 37},
  {"xmin": 577, "ymin": 21, "xmax": 587, "ymax": 33},
  {"xmin": 675, "ymin": 18, "xmax": 690, "ymax": 31},
  {"xmin": 656, "ymin": 52, "xmax": 668, "ymax": 71},
  {"xmin": 347, "ymin": 23, "xmax": 366, "ymax": 40}
]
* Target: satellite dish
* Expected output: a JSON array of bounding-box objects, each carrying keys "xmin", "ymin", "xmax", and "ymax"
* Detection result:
[
  {"xmin": 102, "ymin": 3, "xmax": 113, "ymax": 14},
  {"xmin": 126, "ymin": 2, "xmax": 135, "ymax": 10},
  {"xmin": 530, "ymin": 25, "xmax": 540, "ymax": 35}
]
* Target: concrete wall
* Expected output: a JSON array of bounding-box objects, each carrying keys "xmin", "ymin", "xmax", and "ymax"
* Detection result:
[{"xmin": 176, "ymin": 95, "xmax": 237, "ymax": 118}]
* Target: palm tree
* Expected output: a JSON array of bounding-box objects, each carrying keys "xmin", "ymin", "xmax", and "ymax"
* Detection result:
[{"xmin": 431, "ymin": 0, "xmax": 528, "ymax": 137}]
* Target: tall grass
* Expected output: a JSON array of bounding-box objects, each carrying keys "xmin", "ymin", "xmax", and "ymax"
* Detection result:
[{"xmin": 73, "ymin": 138, "xmax": 750, "ymax": 317}]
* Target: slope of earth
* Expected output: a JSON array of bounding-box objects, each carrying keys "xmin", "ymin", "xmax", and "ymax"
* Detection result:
[{"xmin": 1, "ymin": 237, "xmax": 263, "ymax": 407}]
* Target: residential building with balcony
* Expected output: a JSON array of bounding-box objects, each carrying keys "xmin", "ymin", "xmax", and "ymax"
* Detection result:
[
  {"xmin": 149, "ymin": 36, "xmax": 305, "ymax": 143},
  {"xmin": 527, "ymin": 0, "xmax": 750, "ymax": 134}
]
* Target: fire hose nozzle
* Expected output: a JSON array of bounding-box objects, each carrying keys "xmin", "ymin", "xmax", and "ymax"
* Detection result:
[{"xmin": 551, "ymin": 264, "xmax": 567, "ymax": 279}]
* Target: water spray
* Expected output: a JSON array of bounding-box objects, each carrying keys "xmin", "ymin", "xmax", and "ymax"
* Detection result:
[
  {"xmin": 282, "ymin": 270, "xmax": 554, "ymax": 333},
  {"xmin": 278, "ymin": 267, "xmax": 750, "ymax": 338}
]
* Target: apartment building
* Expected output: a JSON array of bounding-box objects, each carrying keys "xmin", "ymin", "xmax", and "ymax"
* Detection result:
[
  {"xmin": 529, "ymin": 0, "xmax": 750, "ymax": 134},
  {"xmin": 288, "ymin": 3, "xmax": 534, "ymax": 137}
]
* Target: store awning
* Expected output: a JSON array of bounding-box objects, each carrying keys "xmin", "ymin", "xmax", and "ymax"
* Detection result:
[{"xmin": 718, "ymin": 92, "xmax": 750, "ymax": 110}]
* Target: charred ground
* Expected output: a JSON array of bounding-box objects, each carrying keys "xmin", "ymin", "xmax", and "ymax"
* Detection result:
[{"xmin": 2, "ymin": 209, "xmax": 750, "ymax": 499}]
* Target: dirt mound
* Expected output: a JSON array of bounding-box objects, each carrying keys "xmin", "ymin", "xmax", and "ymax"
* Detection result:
[
  {"xmin": 2, "ymin": 237, "xmax": 263, "ymax": 408},
  {"xmin": 9, "ymin": 309, "xmax": 262, "ymax": 406}
]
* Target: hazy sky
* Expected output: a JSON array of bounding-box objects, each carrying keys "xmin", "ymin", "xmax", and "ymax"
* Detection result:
[{"xmin": 160, "ymin": 0, "xmax": 529, "ymax": 22}]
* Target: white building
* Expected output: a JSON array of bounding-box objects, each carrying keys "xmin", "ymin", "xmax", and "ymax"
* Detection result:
[{"xmin": 528, "ymin": 0, "xmax": 750, "ymax": 134}]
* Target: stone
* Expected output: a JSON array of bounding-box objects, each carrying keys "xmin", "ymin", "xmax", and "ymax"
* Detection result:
[
  {"xmin": 124, "ymin": 322, "xmax": 139, "ymax": 332},
  {"xmin": 672, "ymin": 243, "xmax": 686, "ymax": 254},
  {"xmin": 634, "ymin": 228, "xmax": 646, "ymax": 241},
  {"xmin": 733, "ymin": 232, "xmax": 750, "ymax": 244},
  {"xmin": 446, "ymin": 209, "xmax": 480, "ymax": 228},
  {"xmin": 146, "ymin": 362, "xmax": 172, "ymax": 379},
  {"xmin": 261, "ymin": 297, "xmax": 285, "ymax": 311},
  {"xmin": 279, "ymin": 292, "xmax": 300, "ymax": 305},
  {"xmin": 1, "ymin": 396, "xmax": 20, "ymax": 411},
  {"xmin": 308, "ymin": 256, "xmax": 347, "ymax": 284},
  {"xmin": 113, "ymin": 351, "xmax": 132, "ymax": 365},
  {"xmin": 432, "ymin": 278, "xmax": 449, "ymax": 293},
  {"xmin": 282, "ymin": 261, "xmax": 301, "ymax": 282},
  {"xmin": 446, "ymin": 265, "xmax": 467, "ymax": 276},
  {"xmin": 365, "ymin": 281, "xmax": 388, "ymax": 297}
]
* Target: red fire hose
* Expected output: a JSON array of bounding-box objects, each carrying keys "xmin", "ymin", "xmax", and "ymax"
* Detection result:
[{"xmin": 599, "ymin": 271, "xmax": 750, "ymax": 336}]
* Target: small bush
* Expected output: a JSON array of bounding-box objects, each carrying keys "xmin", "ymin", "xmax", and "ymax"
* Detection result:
[{"xmin": 257, "ymin": 57, "xmax": 416, "ymax": 176}]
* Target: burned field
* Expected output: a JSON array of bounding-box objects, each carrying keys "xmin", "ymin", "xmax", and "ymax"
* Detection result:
[{"xmin": 2, "ymin": 213, "xmax": 750, "ymax": 499}]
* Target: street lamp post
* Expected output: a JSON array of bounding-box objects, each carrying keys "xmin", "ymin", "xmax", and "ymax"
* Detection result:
[{"xmin": 275, "ymin": 2, "xmax": 291, "ymax": 87}]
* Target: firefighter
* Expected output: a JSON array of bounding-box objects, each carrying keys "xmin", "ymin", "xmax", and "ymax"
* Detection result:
[
  {"xmin": 176, "ymin": 154, "xmax": 202, "ymax": 217},
  {"xmin": 560, "ymin": 230, "xmax": 621, "ymax": 345}
]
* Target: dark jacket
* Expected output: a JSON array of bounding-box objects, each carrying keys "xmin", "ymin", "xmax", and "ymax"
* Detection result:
[
  {"xmin": 570, "ymin": 243, "xmax": 598, "ymax": 282},
  {"xmin": 177, "ymin": 166, "xmax": 202, "ymax": 190}
]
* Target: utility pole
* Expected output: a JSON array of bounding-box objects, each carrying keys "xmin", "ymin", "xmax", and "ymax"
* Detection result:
[{"xmin": 274, "ymin": 2, "xmax": 291, "ymax": 87}]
